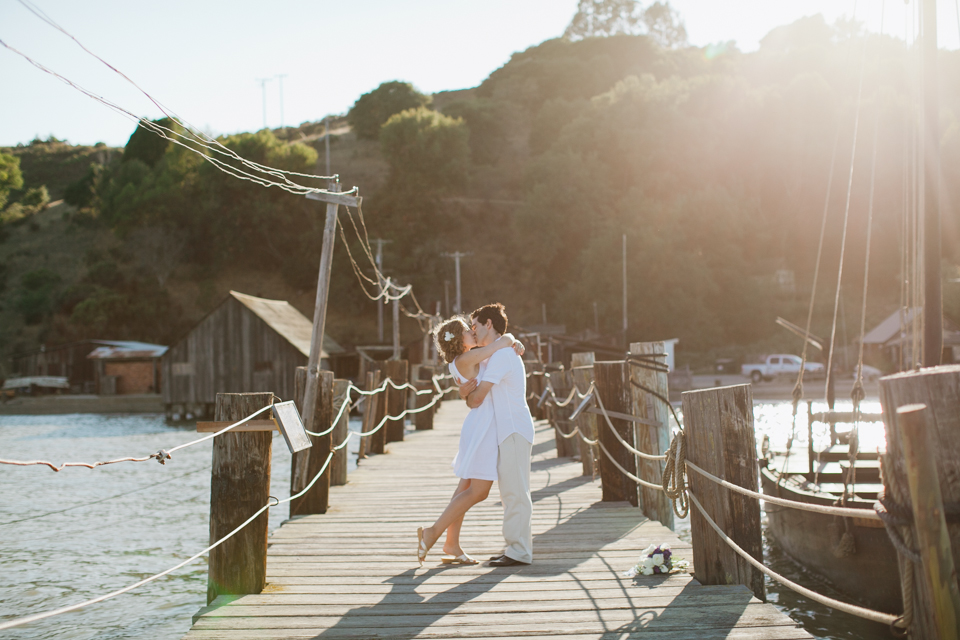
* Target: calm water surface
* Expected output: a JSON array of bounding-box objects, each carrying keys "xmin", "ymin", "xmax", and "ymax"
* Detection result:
[{"xmin": 0, "ymin": 402, "xmax": 890, "ymax": 639}]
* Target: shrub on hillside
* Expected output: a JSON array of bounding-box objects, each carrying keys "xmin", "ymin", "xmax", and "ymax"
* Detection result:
[
  {"xmin": 348, "ymin": 81, "xmax": 430, "ymax": 140},
  {"xmin": 380, "ymin": 107, "xmax": 469, "ymax": 192},
  {"xmin": 16, "ymin": 268, "xmax": 61, "ymax": 324},
  {"xmin": 0, "ymin": 153, "xmax": 23, "ymax": 210}
]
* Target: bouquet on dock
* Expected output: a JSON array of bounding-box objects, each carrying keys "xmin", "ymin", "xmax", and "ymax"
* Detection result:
[{"xmin": 623, "ymin": 544, "xmax": 688, "ymax": 577}]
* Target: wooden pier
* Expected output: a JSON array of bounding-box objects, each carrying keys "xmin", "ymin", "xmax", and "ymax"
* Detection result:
[{"xmin": 185, "ymin": 400, "xmax": 812, "ymax": 639}]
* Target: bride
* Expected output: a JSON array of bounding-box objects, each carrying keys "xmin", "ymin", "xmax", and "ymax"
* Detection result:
[{"xmin": 417, "ymin": 315, "xmax": 523, "ymax": 565}]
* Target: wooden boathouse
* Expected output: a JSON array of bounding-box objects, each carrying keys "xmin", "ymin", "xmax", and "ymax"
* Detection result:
[{"xmin": 161, "ymin": 291, "xmax": 344, "ymax": 420}]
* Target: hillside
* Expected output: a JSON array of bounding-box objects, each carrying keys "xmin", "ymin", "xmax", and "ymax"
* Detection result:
[{"xmin": 2, "ymin": 25, "xmax": 959, "ymax": 376}]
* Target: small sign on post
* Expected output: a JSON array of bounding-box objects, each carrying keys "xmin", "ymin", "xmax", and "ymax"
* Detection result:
[{"xmin": 273, "ymin": 400, "xmax": 312, "ymax": 453}]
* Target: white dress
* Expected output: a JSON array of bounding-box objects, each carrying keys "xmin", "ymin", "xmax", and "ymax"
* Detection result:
[{"xmin": 448, "ymin": 360, "xmax": 499, "ymax": 481}]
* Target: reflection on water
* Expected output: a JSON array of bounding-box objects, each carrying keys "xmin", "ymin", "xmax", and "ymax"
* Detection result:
[
  {"xmin": 0, "ymin": 413, "xmax": 360, "ymax": 639},
  {"xmin": 1, "ymin": 402, "xmax": 891, "ymax": 639}
]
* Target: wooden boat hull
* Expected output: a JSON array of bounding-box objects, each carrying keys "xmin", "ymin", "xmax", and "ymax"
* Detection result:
[{"xmin": 760, "ymin": 465, "xmax": 902, "ymax": 614}]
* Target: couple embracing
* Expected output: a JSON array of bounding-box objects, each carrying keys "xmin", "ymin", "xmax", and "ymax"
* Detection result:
[{"xmin": 416, "ymin": 303, "xmax": 535, "ymax": 568}]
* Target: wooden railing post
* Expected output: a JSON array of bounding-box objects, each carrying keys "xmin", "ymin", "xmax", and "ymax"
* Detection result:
[
  {"xmin": 548, "ymin": 371, "xmax": 576, "ymax": 458},
  {"xmin": 330, "ymin": 378, "xmax": 350, "ymax": 486},
  {"xmin": 415, "ymin": 366, "xmax": 435, "ymax": 430},
  {"xmin": 290, "ymin": 368, "xmax": 333, "ymax": 517},
  {"xmin": 593, "ymin": 361, "xmax": 639, "ymax": 506},
  {"xmin": 208, "ymin": 392, "xmax": 274, "ymax": 605},
  {"xmin": 369, "ymin": 370, "xmax": 387, "ymax": 455},
  {"xmin": 880, "ymin": 365, "xmax": 960, "ymax": 639},
  {"xmin": 682, "ymin": 384, "xmax": 764, "ymax": 601},
  {"xmin": 629, "ymin": 341, "xmax": 673, "ymax": 529},
  {"xmin": 381, "ymin": 359, "xmax": 409, "ymax": 443},
  {"xmin": 356, "ymin": 371, "xmax": 379, "ymax": 459},
  {"xmin": 571, "ymin": 352, "xmax": 598, "ymax": 477}
]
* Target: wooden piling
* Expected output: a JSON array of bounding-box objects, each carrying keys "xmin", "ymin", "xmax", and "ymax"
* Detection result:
[
  {"xmin": 414, "ymin": 382, "xmax": 435, "ymax": 430},
  {"xmin": 896, "ymin": 404, "xmax": 960, "ymax": 639},
  {"xmin": 571, "ymin": 352, "xmax": 598, "ymax": 477},
  {"xmin": 880, "ymin": 365, "xmax": 960, "ymax": 639},
  {"xmin": 629, "ymin": 341, "xmax": 673, "ymax": 529},
  {"xmin": 207, "ymin": 392, "xmax": 274, "ymax": 605},
  {"xmin": 381, "ymin": 360, "xmax": 409, "ymax": 443},
  {"xmin": 290, "ymin": 369, "xmax": 333, "ymax": 517},
  {"xmin": 330, "ymin": 379, "xmax": 350, "ymax": 486},
  {"xmin": 593, "ymin": 361, "xmax": 639, "ymax": 506},
  {"xmin": 682, "ymin": 384, "xmax": 764, "ymax": 601},
  {"xmin": 366, "ymin": 370, "xmax": 387, "ymax": 455},
  {"xmin": 548, "ymin": 371, "xmax": 577, "ymax": 458}
]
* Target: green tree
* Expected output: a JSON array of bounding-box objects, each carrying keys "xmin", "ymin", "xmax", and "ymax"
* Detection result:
[
  {"xmin": 122, "ymin": 117, "xmax": 177, "ymax": 167},
  {"xmin": 380, "ymin": 107, "xmax": 469, "ymax": 192},
  {"xmin": 0, "ymin": 153, "xmax": 24, "ymax": 210},
  {"xmin": 564, "ymin": 0, "xmax": 643, "ymax": 40},
  {"xmin": 16, "ymin": 268, "xmax": 61, "ymax": 324},
  {"xmin": 642, "ymin": 2, "xmax": 687, "ymax": 49},
  {"xmin": 64, "ymin": 163, "xmax": 103, "ymax": 209},
  {"xmin": 348, "ymin": 81, "xmax": 430, "ymax": 140}
]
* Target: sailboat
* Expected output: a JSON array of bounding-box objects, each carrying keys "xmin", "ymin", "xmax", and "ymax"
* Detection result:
[{"xmin": 760, "ymin": 0, "xmax": 946, "ymax": 617}]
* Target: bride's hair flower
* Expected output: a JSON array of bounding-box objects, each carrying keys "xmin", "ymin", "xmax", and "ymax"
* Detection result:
[{"xmin": 444, "ymin": 331, "xmax": 455, "ymax": 342}]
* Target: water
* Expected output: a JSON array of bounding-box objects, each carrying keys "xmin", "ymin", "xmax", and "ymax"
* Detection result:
[
  {"xmin": 0, "ymin": 413, "xmax": 361, "ymax": 639},
  {"xmin": 0, "ymin": 402, "xmax": 891, "ymax": 639}
]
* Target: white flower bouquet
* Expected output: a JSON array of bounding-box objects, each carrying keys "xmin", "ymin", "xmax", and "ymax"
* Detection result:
[{"xmin": 623, "ymin": 543, "xmax": 688, "ymax": 577}]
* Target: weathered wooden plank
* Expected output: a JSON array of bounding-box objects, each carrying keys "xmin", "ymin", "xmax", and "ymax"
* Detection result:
[
  {"xmin": 593, "ymin": 361, "xmax": 639, "ymax": 506},
  {"xmin": 628, "ymin": 341, "xmax": 672, "ymax": 529}
]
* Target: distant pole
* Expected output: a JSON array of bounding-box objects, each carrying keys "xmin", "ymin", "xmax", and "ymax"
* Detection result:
[
  {"xmin": 392, "ymin": 287, "xmax": 401, "ymax": 360},
  {"xmin": 324, "ymin": 116, "xmax": 331, "ymax": 176},
  {"xmin": 442, "ymin": 252, "xmax": 470, "ymax": 314},
  {"xmin": 594, "ymin": 301, "xmax": 600, "ymax": 333},
  {"xmin": 275, "ymin": 74, "xmax": 287, "ymax": 128},
  {"xmin": 444, "ymin": 280, "xmax": 451, "ymax": 317},
  {"xmin": 622, "ymin": 234, "xmax": 628, "ymax": 345},
  {"xmin": 542, "ymin": 303, "xmax": 547, "ymax": 325},
  {"xmin": 922, "ymin": 0, "xmax": 942, "ymax": 367},
  {"xmin": 372, "ymin": 239, "xmax": 393, "ymax": 343},
  {"xmin": 257, "ymin": 78, "xmax": 272, "ymax": 129}
]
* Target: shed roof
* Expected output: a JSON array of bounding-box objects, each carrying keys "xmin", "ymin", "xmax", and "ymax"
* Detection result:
[
  {"xmin": 229, "ymin": 291, "xmax": 344, "ymax": 358},
  {"xmin": 862, "ymin": 308, "xmax": 919, "ymax": 345}
]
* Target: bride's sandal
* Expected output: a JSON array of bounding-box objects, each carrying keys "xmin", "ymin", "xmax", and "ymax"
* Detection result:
[
  {"xmin": 441, "ymin": 553, "xmax": 479, "ymax": 566},
  {"xmin": 417, "ymin": 527, "xmax": 429, "ymax": 566}
]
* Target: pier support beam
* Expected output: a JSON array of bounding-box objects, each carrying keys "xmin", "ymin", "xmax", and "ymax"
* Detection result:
[
  {"xmin": 682, "ymin": 384, "xmax": 764, "ymax": 601},
  {"xmin": 330, "ymin": 378, "xmax": 351, "ymax": 486},
  {"xmin": 291, "ymin": 368, "xmax": 333, "ymax": 517},
  {"xmin": 594, "ymin": 361, "xmax": 639, "ymax": 506},
  {"xmin": 571, "ymin": 352, "xmax": 598, "ymax": 477},
  {"xmin": 629, "ymin": 341, "xmax": 673, "ymax": 530}
]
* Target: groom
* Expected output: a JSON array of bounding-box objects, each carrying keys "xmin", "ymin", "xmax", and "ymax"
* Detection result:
[{"xmin": 460, "ymin": 303, "xmax": 534, "ymax": 566}]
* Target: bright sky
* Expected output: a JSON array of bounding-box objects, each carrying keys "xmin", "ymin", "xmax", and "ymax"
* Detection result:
[{"xmin": 1, "ymin": 0, "xmax": 958, "ymax": 147}]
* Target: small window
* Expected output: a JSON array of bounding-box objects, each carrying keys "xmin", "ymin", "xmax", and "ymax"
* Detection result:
[{"xmin": 770, "ymin": 357, "xmax": 780, "ymax": 365}]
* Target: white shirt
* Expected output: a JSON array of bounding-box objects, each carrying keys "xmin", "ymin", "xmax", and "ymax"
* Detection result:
[{"xmin": 481, "ymin": 349, "xmax": 535, "ymax": 445}]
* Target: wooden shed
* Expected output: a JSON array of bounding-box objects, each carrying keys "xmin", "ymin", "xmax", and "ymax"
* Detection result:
[{"xmin": 161, "ymin": 291, "xmax": 343, "ymax": 420}]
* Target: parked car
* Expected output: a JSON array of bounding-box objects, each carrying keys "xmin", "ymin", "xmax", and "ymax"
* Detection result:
[
  {"xmin": 852, "ymin": 364, "xmax": 883, "ymax": 381},
  {"xmin": 741, "ymin": 354, "xmax": 824, "ymax": 383}
]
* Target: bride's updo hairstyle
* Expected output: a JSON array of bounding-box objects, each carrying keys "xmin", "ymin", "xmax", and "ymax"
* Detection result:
[{"xmin": 435, "ymin": 316, "xmax": 468, "ymax": 364}]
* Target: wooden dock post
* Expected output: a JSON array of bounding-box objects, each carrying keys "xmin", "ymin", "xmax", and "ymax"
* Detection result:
[
  {"xmin": 291, "ymin": 368, "xmax": 333, "ymax": 517},
  {"xmin": 548, "ymin": 371, "xmax": 577, "ymax": 458},
  {"xmin": 381, "ymin": 360, "xmax": 409, "ymax": 443},
  {"xmin": 593, "ymin": 361, "xmax": 639, "ymax": 506},
  {"xmin": 629, "ymin": 341, "xmax": 673, "ymax": 529},
  {"xmin": 207, "ymin": 392, "xmax": 274, "ymax": 605},
  {"xmin": 571, "ymin": 352, "xmax": 598, "ymax": 477},
  {"xmin": 368, "ymin": 370, "xmax": 387, "ymax": 455},
  {"xmin": 880, "ymin": 366, "xmax": 960, "ymax": 639},
  {"xmin": 415, "ymin": 366, "xmax": 435, "ymax": 430},
  {"xmin": 896, "ymin": 404, "xmax": 960, "ymax": 639},
  {"xmin": 356, "ymin": 371, "xmax": 377, "ymax": 459},
  {"xmin": 330, "ymin": 378, "xmax": 351, "ymax": 486},
  {"xmin": 682, "ymin": 384, "xmax": 764, "ymax": 601}
]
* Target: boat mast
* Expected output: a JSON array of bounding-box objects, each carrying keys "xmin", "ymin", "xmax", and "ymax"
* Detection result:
[{"xmin": 922, "ymin": 0, "xmax": 942, "ymax": 366}]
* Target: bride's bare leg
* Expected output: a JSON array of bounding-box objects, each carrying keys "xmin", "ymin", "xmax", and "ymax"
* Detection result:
[
  {"xmin": 423, "ymin": 479, "xmax": 492, "ymax": 552},
  {"xmin": 443, "ymin": 480, "xmax": 471, "ymax": 555}
]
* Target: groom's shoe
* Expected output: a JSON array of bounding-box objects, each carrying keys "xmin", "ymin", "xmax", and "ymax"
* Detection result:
[{"xmin": 489, "ymin": 554, "xmax": 530, "ymax": 567}]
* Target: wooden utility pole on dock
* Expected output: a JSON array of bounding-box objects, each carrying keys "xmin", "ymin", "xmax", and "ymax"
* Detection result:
[
  {"xmin": 291, "ymin": 368, "xmax": 333, "ymax": 516},
  {"xmin": 302, "ymin": 181, "xmax": 361, "ymax": 445},
  {"xmin": 207, "ymin": 392, "xmax": 274, "ymax": 605},
  {"xmin": 571, "ymin": 352, "xmax": 598, "ymax": 477},
  {"xmin": 880, "ymin": 366, "xmax": 960, "ymax": 639},
  {"xmin": 357, "ymin": 371, "xmax": 381, "ymax": 459},
  {"xmin": 593, "ymin": 361, "xmax": 639, "ymax": 506},
  {"xmin": 682, "ymin": 384, "xmax": 764, "ymax": 601},
  {"xmin": 372, "ymin": 238, "xmax": 393, "ymax": 343},
  {"xmin": 629, "ymin": 341, "xmax": 672, "ymax": 529}
]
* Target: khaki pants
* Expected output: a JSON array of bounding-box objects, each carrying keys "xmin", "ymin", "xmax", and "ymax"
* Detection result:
[{"xmin": 497, "ymin": 433, "xmax": 533, "ymax": 563}]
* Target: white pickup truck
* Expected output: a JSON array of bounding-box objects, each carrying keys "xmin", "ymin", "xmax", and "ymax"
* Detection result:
[{"xmin": 741, "ymin": 354, "xmax": 824, "ymax": 383}]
